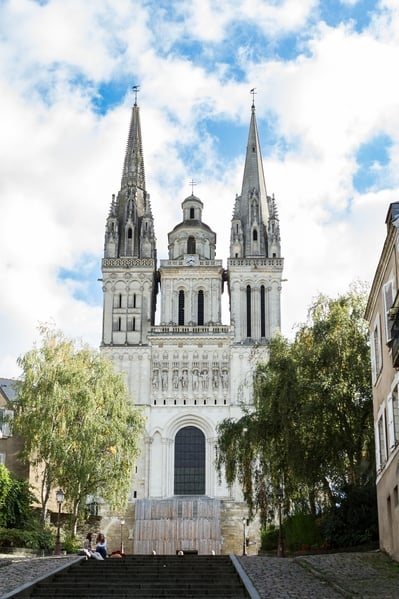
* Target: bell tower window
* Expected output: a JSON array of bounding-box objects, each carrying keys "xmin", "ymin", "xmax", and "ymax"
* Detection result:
[
  {"xmin": 178, "ymin": 290, "xmax": 185, "ymax": 326},
  {"xmin": 198, "ymin": 290, "xmax": 204, "ymax": 325},
  {"xmin": 127, "ymin": 227, "xmax": 133, "ymax": 254},
  {"xmin": 246, "ymin": 285, "xmax": 251, "ymax": 338},
  {"xmin": 253, "ymin": 229, "xmax": 258, "ymax": 241},
  {"xmin": 261, "ymin": 285, "xmax": 266, "ymax": 338},
  {"xmin": 187, "ymin": 236, "xmax": 196, "ymax": 254},
  {"xmin": 190, "ymin": 207, "xmax": 195, "ymax": 219}
]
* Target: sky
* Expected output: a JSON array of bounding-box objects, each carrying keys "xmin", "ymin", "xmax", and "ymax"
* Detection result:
[{"xmin": 1, "ymin": 0, "xmax": 399, "ymax": 378}]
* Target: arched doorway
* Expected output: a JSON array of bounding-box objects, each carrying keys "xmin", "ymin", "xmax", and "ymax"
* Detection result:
[{"xmin": 174, "ymin": 426, "xmax": 205, "ymax": 495}]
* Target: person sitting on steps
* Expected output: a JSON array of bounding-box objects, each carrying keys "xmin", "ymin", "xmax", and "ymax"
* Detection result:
[
  {"xmin": 78, "ymin": 532, "xmax": 103, "ymax": 560},
  {"xmin": 96, "ymin": 533, "xmax": 107, "ymax": 559}
]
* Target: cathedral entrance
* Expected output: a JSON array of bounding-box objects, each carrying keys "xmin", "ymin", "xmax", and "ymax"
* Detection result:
[
  {"xmin": 133, "ymin": 496, "xmax": 221, "ymax": 554},
  {"xmin": 174, "ymin": 426, "xmax": 205, "ymax": 495}
]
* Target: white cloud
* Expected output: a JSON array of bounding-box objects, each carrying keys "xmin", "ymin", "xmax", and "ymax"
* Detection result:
[{"xmin": 0, "ymin": 0, "xmax": 398, "ymax": 377}]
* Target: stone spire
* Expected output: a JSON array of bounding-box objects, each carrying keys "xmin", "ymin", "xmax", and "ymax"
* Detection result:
[
  {"xmin": 121, "ymin": 97, "xmax": 146, "ymax": 206},
  {"xmin": 104, "ymin": 93, "xmax": 156, "ymax": 260},
  {"xmin": 230, "ymin": 100, "xmax": 280, "ymax": 259},
  {"xmin": 240, "ymin": 102, "xmax": 268, "ymax": 224}
]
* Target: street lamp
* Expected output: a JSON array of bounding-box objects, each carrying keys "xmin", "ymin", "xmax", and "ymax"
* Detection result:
[
  {"xmin": 276, "ymin": 486, "xmax": 285, "ymax": 557},
  {"xmin": 120, "ymin": 518, "xmax": 125, "ymax": 554},
  {"xmin": 54, "ymin": 488, "xmax": 64, "ymax": 556},
  {"xmin": 242, "ymin": 517, "xmax": 247, "ymax": 556}
]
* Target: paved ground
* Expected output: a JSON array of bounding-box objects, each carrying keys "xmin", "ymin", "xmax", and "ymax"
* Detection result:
[
  {"xmin": 239, "ymin": 552, "xmax": 399, "ymax": 598},
  {"xmin": 1, "ymin": 551, "xmax": 399, "ymax": 598}
]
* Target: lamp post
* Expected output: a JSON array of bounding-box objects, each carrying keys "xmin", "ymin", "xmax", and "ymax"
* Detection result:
[
  {"xmin": 242, "ymin": 517, "xmax": 247, "ymax": 556},
  {"xmin": 120, "ymin": 518, "xmax": 125, "ymax": 554},
  {"xmin": 54, "ymin": 488, "xmax": 64, "ymax": 556},
  {"xmin": 276, "ymin": 486, "xmax": 285, "ymax": 557}
]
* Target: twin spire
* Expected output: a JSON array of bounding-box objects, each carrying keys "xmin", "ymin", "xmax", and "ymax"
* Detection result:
[
  {"xmin": 104, "ymin": 89, "xmax": 280, "ymax": 262},
  {"xmin": 103, "ymin": 87, "xmax": 156, "ymax": 260}
]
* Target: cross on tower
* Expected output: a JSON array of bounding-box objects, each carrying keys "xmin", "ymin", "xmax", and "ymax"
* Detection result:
[
  {"xmin": 132, "ymin": 85, "xmax": 140, "ymax": 106},
  {"xmin": 250, "ymin": 88, "xmax": 257, "ymax": 107},
  {"xmin": 189, "ymin": 179, "xmax": 197, "ymax": 195}
]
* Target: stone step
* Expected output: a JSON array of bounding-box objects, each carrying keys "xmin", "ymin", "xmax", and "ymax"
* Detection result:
[
  {"xmin": 27, "ymin": 555, "xmax": 250, "ymax": 598},
  {"xmin": 30, "ymin": 595, "xmax": 245, "ymax": 599}
]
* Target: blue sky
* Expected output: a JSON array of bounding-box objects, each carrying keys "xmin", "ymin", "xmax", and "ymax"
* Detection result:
[{"xmin": 1, "ymin": 0, "xmax": 399, "ymax": 376}]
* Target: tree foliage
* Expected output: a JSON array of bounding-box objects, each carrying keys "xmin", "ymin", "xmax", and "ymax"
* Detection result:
[
  {"xmin": 217, "ymin": 288, "xmax": 374, "ymax": 526},
  {"xmin": 0, "ymin": 464, "xmax": 36, "ymax": 529},
  {"xmin": 13, "ymin": 324, "xmax": 145, "ymax": 534}
]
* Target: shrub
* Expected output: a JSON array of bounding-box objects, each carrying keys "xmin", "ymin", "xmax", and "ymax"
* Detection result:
[
  {"xmin": 261, "ymin": 525, "xmax": 279, "ymax": 551},
  {"xmin": 283, "ymin": 512, "xmax": 323, "ymax": 551},
  {"xmin": 0, "ymin": 526, "xmax": 54, "ymax": 551},
  {"xmin": 321, "ymin": 483, "xmax": 378, "ymax": 548},
  {"xmin": 62, "ymin": 532, "xmax": 81, "ymax": 554}
]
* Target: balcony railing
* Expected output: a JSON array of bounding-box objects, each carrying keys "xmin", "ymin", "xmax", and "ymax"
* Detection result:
[{"xmin": 150, "ymin": 324, "xmax": 231, "ymax": 335}]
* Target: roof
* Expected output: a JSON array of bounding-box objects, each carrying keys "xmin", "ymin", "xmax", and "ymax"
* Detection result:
[{"xmin": 0, "ymin": 378, "xmax": 18, "ymax": 402}]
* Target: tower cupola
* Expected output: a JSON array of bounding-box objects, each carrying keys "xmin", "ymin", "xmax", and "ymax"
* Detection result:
[{"xmin": 168, "ymin": 193, "xmax": 216, "ymax": 261}]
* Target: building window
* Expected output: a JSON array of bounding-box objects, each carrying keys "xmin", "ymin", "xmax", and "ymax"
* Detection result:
[
  {"xmin": 114, "ymin": 294, "xmax": 123, "ymax": 308},
  {"xmin": 376, "ymin": 410, "xmax": 388, "ymax": 471},
  {"xmin": 113, "ymin": 317, "xmax": 122, "ymax": 331},
  {"xmin": 187, "ymin": 236, "xmax": 196, "ymax": 254},
  {"xmin": 371, "ymin": 317, "xmax": 382, "ymax": 383},
  {"xmin": 0, "ymin": 408, "xmax": 13, "ymax": 438},
  {"xmin": 387, "ymin": 391, "xmax": 399, "ymax": 450},
  {"xmin": 127, "ymin": 227, "xmax": 133, "ymax": 254},
  {"xmin": 174, "ymin": 426, "xmax": 205, "ymax": 495},
  {"xmin": 198, "ymin": 290, "xmax": 204, "ymax": 325},
  {"xmin": 190, "ymin": 207, "xmax": 195, "ymax": 219},
  {"xmin": 0, "ymin": 453, "xmax": 5, "ymax": 465},
  {"xmin": 87, "ymin": 501, "xmax": 98, "ymax": 516},
  {"xmin": 261, "ymin": 285, "xmax": 266, "ymax": 337},
  {"xmin": 246, "ymin": 285, "xmax": 251, "ymax": 337},
  {"xmin": 178, "ymin": 290, "xmax": 185, "ymax": 326},
  {"xmin": 253, "ymin": 229, "xmax": 258, "ymax": 241},
  {"xmin": 127, "ymin": 317, "xmax": 136, "ymax": 332},
  {"xmin": 383, "ymin": 280, "xmax": 395, "ymax": 343}
]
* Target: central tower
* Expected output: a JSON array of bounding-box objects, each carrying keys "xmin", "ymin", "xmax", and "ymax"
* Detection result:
[{"xmin": 100, "ymin": 95, "xmax": 283, "ymax": 554}]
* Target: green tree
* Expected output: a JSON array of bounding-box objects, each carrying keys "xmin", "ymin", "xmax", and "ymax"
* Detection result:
[
  {"xmin": 295, "ymin": 287, "xmax": 374, "ymax": 493},
  {"xmin": 13, "ymin": 325, "xmax": 145, "ymax": 534},
  {"xmin": 217, "ymin": 287, "xmax": 374, "ymax": 525},
  {"xmin": 0, "ymin": 464, "xmax": 36, "ymax": 529},
  {"xmin": 0, "ymin": 464, "xmax": 12, "ymax": 527}
]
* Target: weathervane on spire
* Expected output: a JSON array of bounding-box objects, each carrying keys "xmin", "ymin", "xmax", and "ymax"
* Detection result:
[
  {"xmin": 250, "ymin": 88, "xmax": 256, "ymax": 107},
  {"xmin": 132, "ymin": 85, "xmax": 140, "ymax": 106},
  {"xmin": 189, "ymin": 179, "xmax": 197, "ymax": 195}
]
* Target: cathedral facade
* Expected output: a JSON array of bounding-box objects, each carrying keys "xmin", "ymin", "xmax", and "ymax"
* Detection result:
[{"xmin": 100, "ymin": 97, "xmax": 283, "ymax": 555}]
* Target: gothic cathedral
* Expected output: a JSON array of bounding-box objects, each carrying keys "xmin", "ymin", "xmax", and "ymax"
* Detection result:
[{"xmin": 100, "ymin": 96, "xmax": 283, "ymax": 554}]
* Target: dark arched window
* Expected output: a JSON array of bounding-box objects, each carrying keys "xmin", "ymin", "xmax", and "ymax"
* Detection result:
[
  {"xmin": 261, "ymin": 285, "xmax": 266, "ymax": 338},
  {"xmin": 174, "ymin": 426, "xmax": 205, "ymax": 495},
  {"xmin": 253, "ymin": 229, "xmax": 258, "ymax": 241},
  {"xmin": 190, "ymin": 207, "xmax": 195, "ymax": 219},
  {"xmin": 127, "ymin": 227, "xmax": 133, "ymax": 254},
  {"xmin": 246, "ymin": 285, "xmax": 251, "ymax": 337},
  {"xmin": 187, "ymin": 236, "xmax": 196, "ymax": 254},
  {"xmin": 198, "ymin": 290, "xmax": 204, "ymax": 325},
  {"xmin": 178, "ymin": 290, "xmax": 185, "ymax": 326}
]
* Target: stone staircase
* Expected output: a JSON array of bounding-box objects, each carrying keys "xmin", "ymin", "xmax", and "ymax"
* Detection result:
[{"xmin": 24, "ymin": 555, "xmax": 252, "ymax": 598}]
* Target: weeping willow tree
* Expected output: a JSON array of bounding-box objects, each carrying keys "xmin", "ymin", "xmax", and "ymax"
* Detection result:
[
  {"xmin": 13, "ymin": 324, "xmax": 145, "ymax": 535},
  {"xmin": 217, "ymin": 287, "xmax": 374, "ymax": 525}
]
